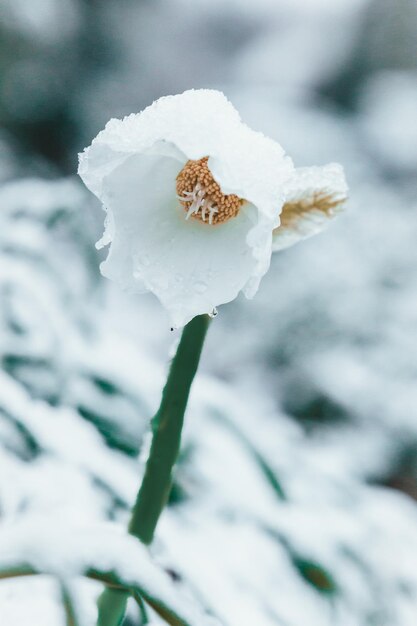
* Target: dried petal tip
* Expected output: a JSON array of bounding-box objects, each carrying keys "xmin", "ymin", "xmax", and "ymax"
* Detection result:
[
  {"xmin": 273, "ymin": 164, "xmax": 347, "ymax": 252},
  {"xmin": 280, "ymin": 190, "xmax": 344, "ymax": 229},
  {"xmin": 176, "ymin": 157, "xmax": 243, "ymax": 225}
]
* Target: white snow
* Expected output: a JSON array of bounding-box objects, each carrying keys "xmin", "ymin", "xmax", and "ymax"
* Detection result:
[{"xmin": 1, "ymin": 1, "xmax": 417, "ymax": 625}]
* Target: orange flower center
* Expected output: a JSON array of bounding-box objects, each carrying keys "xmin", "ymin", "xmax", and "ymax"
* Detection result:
[{"xmin": 176, "ymin": 157, "xmax": 243, "ymax": 225}]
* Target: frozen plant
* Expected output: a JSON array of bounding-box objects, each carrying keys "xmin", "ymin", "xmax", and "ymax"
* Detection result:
[
  {"xmin": 0, "ymin": 89, "xmax": 347, "ymax": 626},
  {"xmin": 78, "ymin": 89, "xmax": 346, "ymax": 328}
]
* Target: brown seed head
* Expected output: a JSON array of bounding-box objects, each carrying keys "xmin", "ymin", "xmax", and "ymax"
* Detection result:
[{"xmin": 176, "ymin": 157, "xmax": 243, "ymax": 225}]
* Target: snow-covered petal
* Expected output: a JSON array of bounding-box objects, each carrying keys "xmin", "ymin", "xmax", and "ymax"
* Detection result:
[
  {"xmin": 79, "ymin": 90, "xmax": 293, "ymax": 216},
  {"xmin": 272, "ymin": 164, "xmax": 348, "ymax": 252},
  {"xmin": 100, "ymin": 147, "xmax": 265, "ymax": 327},
  {"xmin": 79, "ymin": 89, "xmax": 294, "ymax": 326}
]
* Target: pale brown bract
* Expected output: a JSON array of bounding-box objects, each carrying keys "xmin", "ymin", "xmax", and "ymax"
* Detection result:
[{"xmin": 276, "ymin": 190, "xmax": 346, "ymax": 234}]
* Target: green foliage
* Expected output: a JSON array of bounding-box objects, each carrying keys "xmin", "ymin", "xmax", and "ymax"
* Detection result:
[
  {"xmin": 77, "ymin": 405, "xmax": 140, "ymax": 457},
  {"xmin": 211, "ymin": 409, "xmax": 286, "ymax": 500},
  {"xmin": 0, "ymin": 556, "xmax": 193, "ymax": 626},
  {"xmin": 0, "ymin": 406, "xmax": 41, "ymax": 460},
  {"xmin": 292, "ymin": 557, "xmax": 337, "ymax": 595},
  {"xmin": 283, "ymin": 391, "xmax": 352, "ymax": 432},
  {"xmin": 92, "ymin": 377, "xmax": 121, "ymax": 397}
]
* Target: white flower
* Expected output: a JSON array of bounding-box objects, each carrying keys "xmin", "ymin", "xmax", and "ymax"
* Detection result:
[
  {"xmin": 272, "ymin": 163, "xmax": 348, "ymax": 252},
  {"xmin": 78, "ymin": 89, "xmax": 346, "ymax": 327}
]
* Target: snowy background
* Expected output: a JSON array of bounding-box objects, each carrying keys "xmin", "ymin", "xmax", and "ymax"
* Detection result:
[{"xmin": 1, "ymin": 0, "xmax": 417, "ymax": 624}]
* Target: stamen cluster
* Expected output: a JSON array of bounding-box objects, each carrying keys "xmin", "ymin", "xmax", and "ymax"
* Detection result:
[{"xmin": 176, "ymin": 157, "xmax": 243, "ymax": 225}]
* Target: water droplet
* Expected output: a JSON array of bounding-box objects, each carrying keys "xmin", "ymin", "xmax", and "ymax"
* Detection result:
[
  {"xmin": 209, "ymin": 307, "xmax": 218, "ymax": 319},
  {"xmin": 194, "ymin": 281, "xmax": 207, "ymax": 294}
]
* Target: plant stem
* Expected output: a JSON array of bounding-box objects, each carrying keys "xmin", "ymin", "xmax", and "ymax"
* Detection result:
[
  {"xmin": 96, "ymin": 314, "xmax": 210, "ymax": 626},
  {"xmin": 129, "ymin": 314, "xmax": 210, "ymax": 542}
]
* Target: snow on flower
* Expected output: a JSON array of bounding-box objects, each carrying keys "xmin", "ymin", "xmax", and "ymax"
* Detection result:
[
  {"xmin": 78, "ymin": 89, "xmax": 346, "ymax": 327},
  {"xmin": 272, "ymin": 164, "xmax": 348, "ymax": 252}
]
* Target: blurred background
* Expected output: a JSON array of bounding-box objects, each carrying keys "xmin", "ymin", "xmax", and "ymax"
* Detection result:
[{"xmin": 1, "ymin": 0, "xmax": 417, "ymax": 625}]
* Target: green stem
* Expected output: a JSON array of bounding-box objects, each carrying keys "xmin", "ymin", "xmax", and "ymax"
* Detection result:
[
  {"xmin": 96, "ymin": 314, "xmax": 210, "ymax": 626},
  {"xmin": 129, "ymin": 314, "xmax": 210, "ymax": 542}
]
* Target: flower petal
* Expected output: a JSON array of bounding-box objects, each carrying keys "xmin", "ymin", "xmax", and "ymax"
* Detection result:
[
  {"xmin": 100, "ymin": 146, "xmax": 267, "ymax": 327},
  {"xmin": 79, "ymin": 91, "xmax": 346, "ymax": 325},
  {"xmin": 78, "ymin": 89, "xmax": 294, "ymax": 221},
  {"xmin": 78, "ymin": 90, "xmax": 238, "ymax": 200},
  {"xmin": 272, "ymin": 163, "xmax": 347, "ymax": 252},
  {"xmin": 78, "ymin": 90, "xmax": 298, "ymax": 324},
  {"xmin": 207, "ymin": 123, "xmax": 293, "ymax": 220}
]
